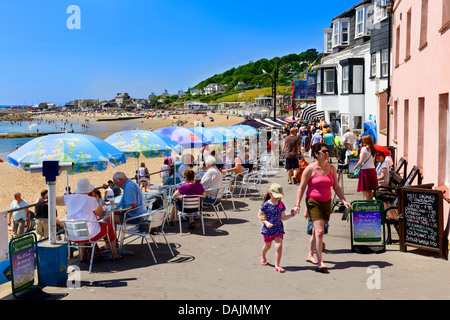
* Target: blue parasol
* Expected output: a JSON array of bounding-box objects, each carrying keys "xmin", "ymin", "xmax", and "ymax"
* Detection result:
[
  {"xmin": 154, "ymin": 126, "xmax": 209, "ymax": 149},
  {"xmin": 7, "ymin": 133, "xmax": 126, "ymax": 174},
  {"xmin": 104, "ymin": 129, "xmax": 183, "ymax": 159}
]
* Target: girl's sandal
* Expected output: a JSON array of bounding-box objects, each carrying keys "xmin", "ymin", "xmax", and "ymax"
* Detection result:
[
  {"xmin": 259, "ymin": 255, "xmax": 268, "ymax": 266},
  {"xmin": 274, "ymin": 267, "xmax": 285, "ymax": 273}
]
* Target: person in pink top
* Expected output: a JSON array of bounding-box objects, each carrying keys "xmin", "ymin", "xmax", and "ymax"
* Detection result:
[{"xmin": 293, "ymin": 143, "xmax": 351, "ymax": 273}]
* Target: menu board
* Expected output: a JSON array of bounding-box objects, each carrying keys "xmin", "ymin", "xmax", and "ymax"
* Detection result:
[
  {"xmin": 9, "ymin": 233, "xmax": 37, "ymax": 294},
  {"xmin": 350, "ymin": 200, "xmax": 385, "ymax": 253},
  {"xmin": 399, "ymin": 187, "xmax": 447, "ymax": 259}
]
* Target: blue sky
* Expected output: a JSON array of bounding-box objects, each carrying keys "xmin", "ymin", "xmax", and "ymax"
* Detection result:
[{"xmin": 0, "ymin": 1, "xmax": 355, "ymax": 105}]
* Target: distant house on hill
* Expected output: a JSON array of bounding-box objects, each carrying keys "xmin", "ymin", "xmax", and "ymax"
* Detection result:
[
  {"xmin": 190, "ymin": 88, "xmax": 203, "ymax": 95},
  {"xmin": 235, "ymin": 81, "xmax": 249, "ymax": 89},
  {"xmin": 204, "ymin": 83, "xmax": 225, "ymax": 95},
  {"xmin": 161, "ymin": 89, "xmax": 170, "ymax": 97}
]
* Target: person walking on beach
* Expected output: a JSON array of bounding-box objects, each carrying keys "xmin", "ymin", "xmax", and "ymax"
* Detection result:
[
  {"xmin": 138, "ymin": 162, "xmax": 150, "ymax": 192},
  {"xmin": 284, "ymin": 128, "xmax": 301, "ymax": 184},
  {"xmin": 259, "ymin": 183, "xmax": 296, "ymax": 273},
  {"xmin": 293, "ymin": 143, "xmax": 350, "ymax": 273}
]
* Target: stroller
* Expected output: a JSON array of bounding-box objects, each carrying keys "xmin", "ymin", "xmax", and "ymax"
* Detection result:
[{"xmin": 333, "ymin": 147, "xmax": 349, "ymax": 218}]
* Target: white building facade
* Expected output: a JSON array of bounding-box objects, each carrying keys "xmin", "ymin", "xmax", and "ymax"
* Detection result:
[{"xmin": 315, "ymin": 0, "xmax": 389, "ymax": 136}]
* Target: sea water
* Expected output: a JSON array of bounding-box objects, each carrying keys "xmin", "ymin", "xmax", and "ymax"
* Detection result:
[{"xmin": 0, "ymin": 119, "xmax": 104, "ymax": 159}]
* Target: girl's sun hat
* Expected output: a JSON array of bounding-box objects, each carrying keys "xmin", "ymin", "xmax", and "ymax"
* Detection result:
[{"xmin": 269, "ymin": 183, "xmax": 284, "ymax": 198}]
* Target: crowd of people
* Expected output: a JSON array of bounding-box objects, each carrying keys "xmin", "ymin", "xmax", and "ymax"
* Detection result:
[
  {"xmin": 7, "ymin": 118, "xmax": 395, "ymax": 275},
  {"xmin": 265, "ymin": 119, "xmax": 393, "ymax": 273}
]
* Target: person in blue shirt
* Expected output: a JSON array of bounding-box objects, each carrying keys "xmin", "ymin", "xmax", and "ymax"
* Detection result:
[
  {"xmin": 104, "ymin": 172, "xmax": 145, "ymax": 226},
  {"xmin": 163, "ymin": 166, "xmax": 182, "ymax": 186}
]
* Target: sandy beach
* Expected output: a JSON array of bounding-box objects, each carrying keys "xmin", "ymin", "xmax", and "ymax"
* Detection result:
[{"xmin": 0, "ymin": 112, "xmax": 243, "ymax": 238}]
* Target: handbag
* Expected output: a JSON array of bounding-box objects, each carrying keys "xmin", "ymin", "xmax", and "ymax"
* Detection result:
[{"xmin": 354, "ymin": 156, "xmax": 371, "ymax": 178}]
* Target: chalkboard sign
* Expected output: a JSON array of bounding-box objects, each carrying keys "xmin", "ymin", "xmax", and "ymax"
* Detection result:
[{"xmin": 399, "ymin": 187, "xmax": 448, "ymax": 259}]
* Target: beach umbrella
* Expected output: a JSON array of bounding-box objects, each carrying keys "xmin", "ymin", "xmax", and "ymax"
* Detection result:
[
  {"xmin": 104, "ymin": 129, "xmax": 183, "ymax": 159},
  {"xmin": 232, "ymin": 125, "xmax": 258, "ymax": 139},
  {"xmin": 210, "ymin": 126, "xmax": 236, "ymax": 142},
  {"xmin": 190, "ymin": 126, "xmax": 232, "ymax": 145},
  {"xmin": 7, "ymin": 133, "xmax": 126, "ymax": 174},
  {"xmin": 105, "ymin": 129, "xmax": 183, "ymax": 185},
  {"xmin": 154, "ymin": 126, "xmax": 209, "ymax": 149}
]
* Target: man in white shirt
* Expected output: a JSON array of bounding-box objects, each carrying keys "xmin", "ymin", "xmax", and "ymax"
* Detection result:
[
  {"xmin": 342, "ymin": 128, "xmax": 357, "ymax": 151},
  {"xmin": 8, "ymin": 192, "xmax": 30, "ymax": 236},
  {"xmin": 201, "ymin": 156, "xmax": 223, "ymax": 203}
]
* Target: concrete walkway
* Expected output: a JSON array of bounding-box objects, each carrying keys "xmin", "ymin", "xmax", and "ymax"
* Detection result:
[{"xmin": 2, "ymin": 162, "xmax": 450, "ymax": 300}]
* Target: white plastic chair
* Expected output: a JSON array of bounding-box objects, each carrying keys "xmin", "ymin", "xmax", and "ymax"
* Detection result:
[
  {"xmin": 176, "ymin": 195, "xmax": 204, "ymax": 235},
  {"xmin": 222, "ymin": 178, "xmax": 236, "ymax": 210},
  {"xmin": 204, "ymin": 185, "xmax": 229, "ymax": 224},
  {"xmin": 239, "ymin": 171, "xmax": 263, "ymax": 199},
  {"xmin": 61, "ymin": 219, "xmax": 112, "ymax": 274},
  {"xmin": 118, "ymin": 207, "xmax": 174, "ymax": 263}
]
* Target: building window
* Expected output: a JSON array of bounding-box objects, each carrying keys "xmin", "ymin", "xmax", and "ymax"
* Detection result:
[
  {"xmin": 395, "ymin": 26, "xmax": 400, "ymax": 67},
  {"xmin": 342, "ymin": 66, "xmax": 349, "ymax": 94},
  {"xmin": 374, "ymin": 0, "xmax": 388, "ymax": 24},
  {"xmin": 324, "ymin": 29, "xmax": 333, "ymax": 53},
  {"xmin": 356, "ymin": 8, "xmax": 365, "ymax": 37},
  {"xmin": 417, "ymin": 98, "xmax": 425, "ymax": 169},
  {"xmin": 404, "ymin": 100, "xmax": 409, "ymax": 157},
  {"xmin": 381, "ymin": 49, "xmax": 389, "ymax": 77},
  {"xmin": 405, "ymin": 9, "xmax": 412, "ymax": 60},
  {"xmin": 342, "ymin": 20, "xmax": 349, "ymax": 45},
  {"xmin": 353, "ymin": 65, "xmax": 364, "ymax": 94},
  {"xmin": 324, "ymin": 69, "xmax": 336, "ymax": 94},
  {"xmin": 438, "ymin": 93, "xmax": 449, "ymax": 187},
  {"xmin": 354, "ymin": 116, "xmax": 363, "ymax": 132},
  {"xmin": 317, "ymin": 70, "xmax": 322, "ymax": 94},
  {"xmin": 333, "ymin": 22, "xmax": 339, "ymax": 47},
  {"xmin": 371, "ymin": 53, "xmax": 377, "ymax": 77},
  {"xmin": 442, "ymin": 0, "xmax": 450, "ymax": 33},
  {"xmin": 332, "ymin": 19, "xmax": 350, "ymax": 47},
  {"xmin": 419, "ymin": 0, "xmax": 428, "ymax": 49}
]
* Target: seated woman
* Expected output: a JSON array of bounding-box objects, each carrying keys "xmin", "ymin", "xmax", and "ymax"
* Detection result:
[
  {"xmin": 56, "ymin": 178, "xmax": 120, "ymax": 261},
  {"xmin": 169, "ymin": 169, "xmax": 206, "ymax": 229},
  {"xmin": 221, "ymin": 148, "xmax": 243, "ymax": 181},
  {"xmin": 163, "ymin": 166, "xmax": 182, "ymax": 186},
  {"xmin": 376, "ymin": 151, "xmax": 390, "ymax": 187}
]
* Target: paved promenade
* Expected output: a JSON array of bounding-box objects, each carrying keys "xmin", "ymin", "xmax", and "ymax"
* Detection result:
[{"xmin": 2, "ymin": 162, "xmax": 450, "ymax": 301}]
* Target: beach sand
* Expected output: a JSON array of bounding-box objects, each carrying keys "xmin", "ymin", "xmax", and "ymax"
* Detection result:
[{"xmin": 0, "ymin": 112, "xmax": 242, "ymax": 239}]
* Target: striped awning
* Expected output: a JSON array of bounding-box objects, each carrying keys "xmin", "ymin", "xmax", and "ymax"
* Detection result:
[{"xmin": 299, "ymin": 104, "xmax": 324, "ymax": 121}]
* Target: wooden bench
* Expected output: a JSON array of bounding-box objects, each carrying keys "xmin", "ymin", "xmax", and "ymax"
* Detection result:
[{"xmin": 375, "ymin": 166, "xmax": 429, "ymax": 244}]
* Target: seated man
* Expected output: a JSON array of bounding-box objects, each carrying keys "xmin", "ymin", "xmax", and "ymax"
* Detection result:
[
  {"xmin": 104, "ymin": 172, "xmax": 145, "ymax": 226},
  {"xmin": 201, "ymin": 156, "xmax": 223, "ymax": 204}
]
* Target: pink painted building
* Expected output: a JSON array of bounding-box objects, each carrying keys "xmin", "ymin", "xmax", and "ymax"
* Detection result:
[{"xmin": 378, "ymin": 0, "xmax": 450, "ymax": 226}]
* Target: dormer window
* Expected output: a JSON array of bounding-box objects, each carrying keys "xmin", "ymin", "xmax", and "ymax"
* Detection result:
[
  {"xmin": 355, "ymin": 5, "xmax": 371, "ymax": 38},
  {"xmin": 374, "ymin": 0, "xmax": 388, "ymax": 24},
  {"xmin": 323, "ymin": 28, "xmax": 333, "ymax": 53},
  {"xmin": 332, "ymin": 19, "xmax": 350, "ymax": 47}
]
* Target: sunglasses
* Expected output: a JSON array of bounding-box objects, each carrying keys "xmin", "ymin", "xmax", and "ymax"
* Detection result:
[{"xmin": 318, "ymin": 149, "xmax": 329, "ymax": 154}]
